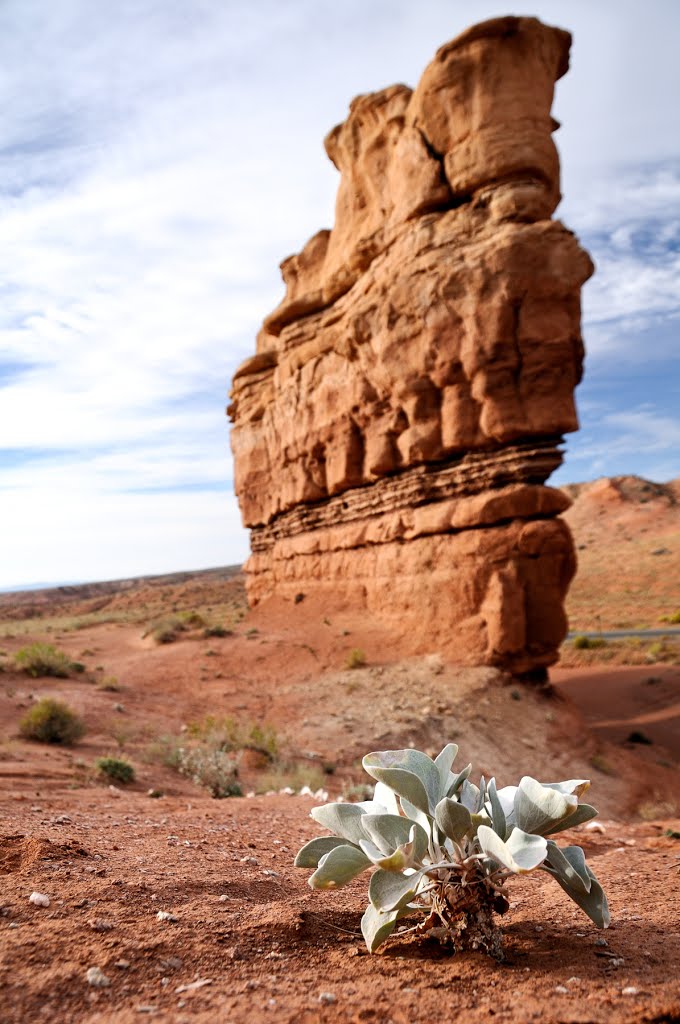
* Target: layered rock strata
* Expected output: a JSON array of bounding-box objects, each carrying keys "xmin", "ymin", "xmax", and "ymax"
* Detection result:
[{"xmin": 229, "ymin": 16, "xmax": 593, "ymax": 674}]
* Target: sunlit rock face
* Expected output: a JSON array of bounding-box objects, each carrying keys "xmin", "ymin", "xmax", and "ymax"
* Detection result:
[{"xmin": 229, "ymin": 16, "xmax": 593, "ymax": 675}]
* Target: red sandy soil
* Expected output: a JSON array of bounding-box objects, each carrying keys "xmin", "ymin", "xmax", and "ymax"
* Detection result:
[
  {"xmin": 0, "ymin": 476, "xmax": 678, "ymax": 1022},
  {"xmin": 1, "ymin": 597, "xmax": 679, "ymax": 1023}
]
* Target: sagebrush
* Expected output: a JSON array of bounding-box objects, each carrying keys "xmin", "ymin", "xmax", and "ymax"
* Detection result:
[{"xmin": 19, "ymin": 698, "xmax": 86, "ymax": 744}]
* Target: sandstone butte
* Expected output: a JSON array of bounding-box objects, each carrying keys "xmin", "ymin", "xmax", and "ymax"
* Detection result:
[{"xmin": 229, "ymin": 15, "xmax": 594, "ymax": 678}]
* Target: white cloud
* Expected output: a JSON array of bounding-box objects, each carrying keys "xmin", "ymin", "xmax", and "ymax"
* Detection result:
[{"xmin": 0, "ymin": 0, "xmax": 679, "ymax": 585}]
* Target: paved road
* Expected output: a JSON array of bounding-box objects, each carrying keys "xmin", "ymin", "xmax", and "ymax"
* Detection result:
[{"xmin": 567, "ymin": 628, "xmax": 680, "ymax": 640}]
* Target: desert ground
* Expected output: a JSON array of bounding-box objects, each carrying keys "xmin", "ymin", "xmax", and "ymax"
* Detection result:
[{"xmin": 0, "ymin": 476, "xmax": 678, "ymax": 1023}]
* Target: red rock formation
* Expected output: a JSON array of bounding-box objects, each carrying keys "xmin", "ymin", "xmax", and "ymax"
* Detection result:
[{"xmin": 229, "ymin": 16, "xmax": 593, "ymax": 675}]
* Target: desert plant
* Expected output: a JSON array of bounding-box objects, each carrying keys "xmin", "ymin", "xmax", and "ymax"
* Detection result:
[
  {"xmin": 572, "ymin": 635, "xmax": 607, "ymax": 651},
  {"xmin": 346, "ymin": 648, "xmax": 366, "ymax": 669},
  {"xmin": 95, "ymin": 756, "xmax": 135, "ymax": 784},
  {"xmin": 186, "ymin": 715, "xmax": 278, "ymax": 760},
  {"xmin": 295, "ymin": 743, "xmax": 609, "ymax": 957},
  {"xmin": 203, "ymin": 625, "xmax": 232, "ymax": 638},
  {"xmin": 96, "ymin": 676, "xmax": 121, "ymax": 692},
  {"xmin": 19, "ymin": 698, "xmax": 85, "ymax": 744},
  {"xmin": 175, "ymin": 746, "xmax": 242, "ymax": 798},
  {"xmin": 15, "ymin": 643, "xmax": 73, "ymax": 678}
]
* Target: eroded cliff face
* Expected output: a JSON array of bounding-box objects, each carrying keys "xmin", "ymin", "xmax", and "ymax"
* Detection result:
[{"xmin": 229, "ymin": 16, "xmax": 593, "ymax": 675}]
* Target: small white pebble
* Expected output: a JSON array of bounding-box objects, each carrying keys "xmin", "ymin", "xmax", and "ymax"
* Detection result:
[
  {"xmin": 218, "ymin": 894, "xmax": 230, "ymax": 902},
  {"xmin": 585, "ymin": 821, "xmax": 606, "ymax": 833},
  {"xmin": 567, "ymin": 976, "xmax": 580, "ymax": 984},
  {"xmin": 554, "ymin": 985, "xmax": 568, "ymax": 994},
  {"xmin": 175, "ymin": 978, "xmax": 212, "ymax": 994},
  {"xmin": 622, "ymin": 987, "xmax": 638, "ymax": 996},
  {"xmin": 156, "ymin": 911, "xmax": 178, "ymax": 922},
  {"xmin": 29, "ymin": 892, "xmax": 50, "ymax": 908},
  {"xmin": 114, "ymin": 960, "xmax": 130, "ymax": 969},
  {"xmin": 318, "ymin": 992, "xmax": 336, "ymax": 1005},
  {"xmin": 86, "ymin": 966, "xmax": 111, "ymax": 988}
]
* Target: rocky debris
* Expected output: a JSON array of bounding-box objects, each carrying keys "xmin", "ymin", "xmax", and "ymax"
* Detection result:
[
  {"xmin": 28, "ymin": 892, "xmax": 49, "ymax": 907},
  {"xmin": 86, "ymin": 966, "xmax": 111, "ymax": 988},
  {"xmin": 229, "ymin": 16, "xmax": 592, "ymax": 675}
]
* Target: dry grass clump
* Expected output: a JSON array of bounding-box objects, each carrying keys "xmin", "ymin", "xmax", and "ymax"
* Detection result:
[
  {"xmin": 15, "ymin": 643, "xmax": 73, "ymax": 678},
  {"xmin": 19, "ymin": 698, "xmax": 85, "ymax": 744}
]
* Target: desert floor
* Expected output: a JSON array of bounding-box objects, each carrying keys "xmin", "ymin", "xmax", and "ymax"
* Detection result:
[{"xmin": 0, "ymin": 477, "xmax": 679, "ymax": 1022}]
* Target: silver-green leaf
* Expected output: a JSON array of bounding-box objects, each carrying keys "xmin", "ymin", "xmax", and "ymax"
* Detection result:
[
  {"xmin": 368, "ymin": 867, "xmax": 426, "ymax": 912},
  {"xmin": 310, "ymin": 802, "xmax": 370, "ymax": 846},
  {"xmin": 294, "ymin": 836, "xmax": 353, "ymax": 868},
  {"xmin": 514, "ymin": 776, "xmax": 578, "ymax": 836},
  {"xmin": 361, "ymin": 903, "xmax": 410, "ymax": 953},
  {"xmin": 363, "ymin": 750, "xmax": 439, "ymax": 813},
  {"xmin": 544, "ymin": 842, "xmax": 591, "ymax": 894},
  {"xmin": 478, "ymin": 825, "xmax": 547, "ymax": 874},
  {"xmin": 550, "ymin": 862, "xmax": 610, "ymax": 928},
  {"xmin": 308, "ymin": 844, "xmax": 372, "ymax": 889},
  {"xmin": 434, "ymin": 797, "xmax": 472, "ymax": 844},
  {"xmin": 487, "ymin": 778, "xmax": 507, "ymax": 840},
  {"xmin": 545, "ymin": 802, "xmax": 599, "ymax": 835}
]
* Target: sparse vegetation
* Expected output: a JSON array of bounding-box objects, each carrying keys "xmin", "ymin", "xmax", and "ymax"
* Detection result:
[
  {"xmin": 346, "ymin": 647, "xmax": 366, "ymax": 669},
  {"xmin": 590, "ymin": 754, "xmax": 616, "ymax": 776},
  {"xmin": 96, "ymin": 676, "xmax": 122, "ymax": 692},
  {"xmin": 572, "ymin": 635, "xmax": 607, "ymax": 651},
  {"xmin": 175, "ymin": 746, "xmax": 242, "ymax": 798},
  {"xmin": 148, "ymin": 715, "xmax": 279, "ymax": 798},
  {"xmin": 95, "ymin": 756, "xmax": 135, "ymax": 784},
  {"xmin": 203, "ymin": 625, "xmax": 232, "ymax": 638},
  {"xmin": 15, "ymin": 643, "xmax": 74, "ymax": 678},
  {"xmin": 19, "ymin": 698, "xmax": 85, "ymax": 744},
  {"xmin": 186, "ymin": 715, "xmax": 279, "ymax": 760},
  {"xmin": 254, "ymin": 763, "xmax": 326, "ymax": 795},
  {"xmin": 560, "ymin": 635, "xmax": 680, "ymax": 667}
]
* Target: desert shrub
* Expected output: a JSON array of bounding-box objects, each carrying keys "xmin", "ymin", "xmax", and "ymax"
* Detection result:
[
  {"xmin": 15, "ymin": 643, "xmax": 73, "ymax": 678},
  {"xmin": 254, "ymin": 763, "xmax": 327, "ymax": 796},
  {"xmin": 187, "ymin": 715, "xmax": 278, "ymax": 759},
  {"xmin": 143, "ymin": 610, "xmax": 208, "ymax": 644},
  {"xmin": 670, "ymin": 610, "xmax": 680, "ymax": 625},
  {"xmin": 572, "ymin": 635, "xmax": 607, "ymax": 651},
  {"xmin": 96, "ymin": 756, "xmax": 135, "ymax": 784},
  {"xmin": 203, "ymin": 625, "xmax": 232, "ymax": 638},
  {"xmin": 175, "ymin": 747, "xmax": 241, "ymax": 798},
  {"xmin": 146, "ymin": 616, "xmax": 186, "ymax": 644},
  {"xmin": 346, "ymin": 648, "xmax": 366, "ymax": 669},
  {"xmin": 295, "ymin": 743, "xmax": 609, "ymax": 957},
  {"xmin": 96, "ymin": 676, "xmax": 121, "ymax": 692},
  {"xmin": 19, "ymin": 699, "xmax": 85, "ymax": 744}
]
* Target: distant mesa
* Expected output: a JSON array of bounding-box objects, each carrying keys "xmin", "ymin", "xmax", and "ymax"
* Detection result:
[{"xmin": 229, "ymin": 16, "xmax": 594, "ymax": 676}]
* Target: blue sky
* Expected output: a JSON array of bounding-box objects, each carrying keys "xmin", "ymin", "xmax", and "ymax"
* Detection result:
[{"xmin": 0, "ymin": 0, "xmax": 678, "ymax": 589}]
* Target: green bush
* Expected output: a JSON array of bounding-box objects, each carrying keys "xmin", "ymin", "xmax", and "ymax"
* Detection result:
[
  {"xmin": 15, "ymin": 643, "xmax": 73, "ymax": 678},
  {"xmin": 95, "ymin": 756, "xmax": 135, "ymax": 784},
  {"xmin": 572, "ymin": 635, "xmax": 607, "ymax": 651},
  {"xmin": 19, "ymin": 699, "xmax": 85, "ymax": 744}
]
